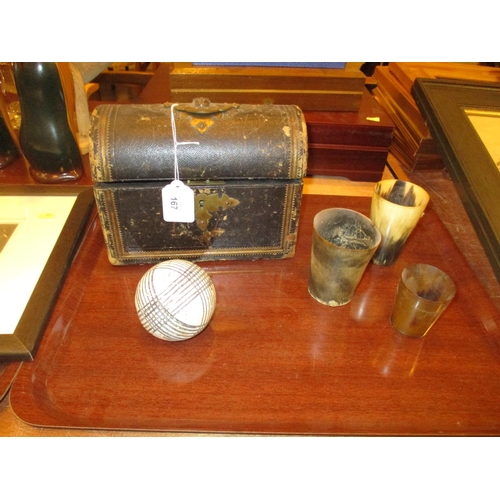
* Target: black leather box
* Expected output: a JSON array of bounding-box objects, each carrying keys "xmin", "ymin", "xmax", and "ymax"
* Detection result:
[{"xmin": 89, "ymin": 100, "xmax": 308, "ymax": 265}]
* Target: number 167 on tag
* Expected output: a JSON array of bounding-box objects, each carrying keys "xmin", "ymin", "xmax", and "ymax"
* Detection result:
[{"xmin": 162, "ymin": 180, "xmax": 195, "ymax": 223}]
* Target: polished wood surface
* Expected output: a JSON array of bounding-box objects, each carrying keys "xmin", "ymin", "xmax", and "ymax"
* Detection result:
[
  {"xmin": 169, "ymin": 65, "xmax": 365, "ymax": 112},
  {"xmin": 304, "ymin": 90, "xmax": 394, "ymax": 181},
  {"xmin": 136, "ymin": 62, "xmax": 172, "ymax": 104},
  {"xmin": 408, "ymin": 167, "xmax": 500, "ymax": 314},
  {"xmin": 0, "ymin": 178, "xmax": 388, "ymax": 437},
  {"xmin": 6, "ymin": 193, "xmax": 500, "ymax": 435},
  {"xmin": 0, "ymin": 363, "xmax": 21, "ymax": 400},
  {"xmin": 0, "ymin": 153, "xmax": 93, "ymax": 186}
]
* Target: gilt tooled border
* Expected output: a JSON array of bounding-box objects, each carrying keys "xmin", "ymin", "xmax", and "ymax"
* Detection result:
[
  {"xmin": 89, "ymin": 107, "xmax": 103, "ymax": 182},
  {"xmin": 90, "ymin": 105, "xmax": 117, "ymax": 183},
  {"xmin": 93, "ymin": 187, "xmax": 125, "ymax": 265},
  {"xmin": 282, "ymin": 105, "xmax": 308, "ymax": 179}
]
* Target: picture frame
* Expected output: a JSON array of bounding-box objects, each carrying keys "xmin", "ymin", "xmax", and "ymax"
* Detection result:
[
  {"xmin": 0, "ymin": 185, "xmax": 94, "ymax": 361},
  {"xmin": 412, "ymin": 78, "xmax": 500, "ymax": 284}
]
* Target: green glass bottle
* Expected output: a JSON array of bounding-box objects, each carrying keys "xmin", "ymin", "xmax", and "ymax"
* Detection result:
[{"xmin": 13, "ymin": 62, "xmax": 83, "ymax": 183}]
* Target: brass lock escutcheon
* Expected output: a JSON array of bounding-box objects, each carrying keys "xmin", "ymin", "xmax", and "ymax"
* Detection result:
[{"xmin": 165, "ymin": 98, "xmax": 240, "ymax": 134}]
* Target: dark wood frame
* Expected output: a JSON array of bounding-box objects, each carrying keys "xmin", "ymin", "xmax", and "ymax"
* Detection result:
[
  {"xmin": 0, "ymin": 185, "xmax": 94, "ymax": 362},
  {"xmin": 412, "ymin": 78, "xmax": 500, "ymax": 283}
]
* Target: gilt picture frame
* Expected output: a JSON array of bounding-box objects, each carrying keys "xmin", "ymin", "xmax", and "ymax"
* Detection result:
[
  {"xmin": 412, "ymin": 78, "xmax": 500, "ymax": 284},
  {"xmin": 0, "ymin": 185, "xmax": 94, "ymax": 361}
]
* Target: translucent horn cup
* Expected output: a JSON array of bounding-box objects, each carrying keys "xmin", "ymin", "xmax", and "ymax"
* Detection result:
[
  {"xmin": 370, "ymin": 179, "xmax": 430, "ymax": 266},
  {"xmin": 390, "ymin": 263, "xmax": 456, "ymax": 338},
  {"xmin": 308, "ymin": 208, "xmax": 381, "ymax": 307}
]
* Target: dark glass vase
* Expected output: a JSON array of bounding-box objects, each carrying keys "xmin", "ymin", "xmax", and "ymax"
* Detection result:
[{"xmin": 13, "ymin": 62, "xmax": 83, "ymax": 183}]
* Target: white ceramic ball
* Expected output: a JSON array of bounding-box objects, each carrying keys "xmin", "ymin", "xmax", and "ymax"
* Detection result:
[{"xmin": 135, "ymin": 259, "xmax": 216, "ymax": 341}]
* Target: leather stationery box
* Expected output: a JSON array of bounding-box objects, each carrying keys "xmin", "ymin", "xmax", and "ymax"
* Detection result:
[
  {"xmin": 89, "ymin": 100, "xmax": 308, "ymax": 265},
  {"xmin": 304, "ymin": 90, "xmax": 395, "ymax": 182}
]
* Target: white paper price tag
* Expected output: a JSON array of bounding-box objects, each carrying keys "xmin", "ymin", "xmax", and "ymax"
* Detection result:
[{"xmin": 162, "ymin": 180, "xmax": 195, "ymax": 223}]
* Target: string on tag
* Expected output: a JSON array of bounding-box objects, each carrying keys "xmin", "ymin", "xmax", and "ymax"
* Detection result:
[
  {"xmin": 170, "ymin": 103, "xmax": 199, "ymax": 181},
  {"xmin": 161, "ymin": 104, "xmax": 198, "ymax": 223}
]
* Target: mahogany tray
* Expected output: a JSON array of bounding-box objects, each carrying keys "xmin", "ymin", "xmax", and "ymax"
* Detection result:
[
  {"xmin": 10, "ymin": 195, "xmax": 500, "ymax": 435},
  {"xmin": 0, "ymin": 362, "xmax": 21, "ymax": 401}
]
